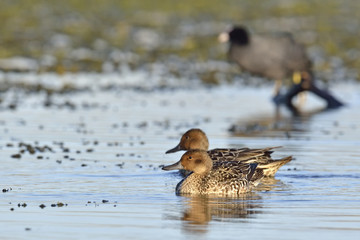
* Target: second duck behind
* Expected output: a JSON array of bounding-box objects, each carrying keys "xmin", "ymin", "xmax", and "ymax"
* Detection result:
[{"xmin": 166, "ymin": 128, "xmax": 292, "ymax": 177}]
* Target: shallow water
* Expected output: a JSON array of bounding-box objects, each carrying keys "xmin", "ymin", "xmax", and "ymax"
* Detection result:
[{"xmin": 1, "ymin": 73, "xmax": 360, "ymax": 240}]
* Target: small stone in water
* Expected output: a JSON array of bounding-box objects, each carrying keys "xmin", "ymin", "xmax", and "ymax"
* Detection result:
[{"xmin": 11, "ymin": 154, "xmax": 21, "ymax": 159}]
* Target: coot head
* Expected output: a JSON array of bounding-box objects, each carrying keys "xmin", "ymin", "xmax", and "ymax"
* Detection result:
[{"xmin": 229, "ymin": 26, "xmax": 250, "ymax": 45}]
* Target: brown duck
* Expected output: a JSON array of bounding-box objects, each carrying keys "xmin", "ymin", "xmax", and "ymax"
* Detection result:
[
  {"xmin": 166, "ymin": 128, "xmax": 292, "ymax": 177},
  {"xmin": 162, "ymin": 150, "xmax": 263, "ymax": 196}
]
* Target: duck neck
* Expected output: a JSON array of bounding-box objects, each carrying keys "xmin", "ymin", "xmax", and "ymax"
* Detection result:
[{"xmin": 193, "ymin": 158, "xmax": 213, "ymax": 175}]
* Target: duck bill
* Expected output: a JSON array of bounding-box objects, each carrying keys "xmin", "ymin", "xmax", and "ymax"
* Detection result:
[
  {"xmin": 162, "ymin": 160, "xmax": 184, "ymax": 171},
  {"xmin": 165, "ymin": 144, "xmax": 182, "ymax": 154}
]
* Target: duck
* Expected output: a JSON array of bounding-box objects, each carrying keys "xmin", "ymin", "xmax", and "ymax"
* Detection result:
[
  {"xmin": 166, "ymin": 128, "xmax": 292, "ymax": 177},
  {"xmin": 162, "ymin": 149, "xmax": 263, "ymax": 196},
  {"xmin": 219, "ymin": 26, "xmax": 343, "ymax": 110}
]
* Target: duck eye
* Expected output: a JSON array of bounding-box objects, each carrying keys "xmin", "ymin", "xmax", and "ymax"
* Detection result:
[{"xmin": 188, "ymin": 156, "xmax": 192, "ymax": 159}]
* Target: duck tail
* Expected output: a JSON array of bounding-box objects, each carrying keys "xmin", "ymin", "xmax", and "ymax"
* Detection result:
[{"xmin": 258, "ymin": 156, "xmax": 292, "ymax": 177}]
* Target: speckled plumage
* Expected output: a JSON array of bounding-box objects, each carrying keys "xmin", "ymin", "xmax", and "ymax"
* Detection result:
[
  {"xmin": 166, "ymin": 128, "xmax": 292, "ymax": 177},
  {"xmin": 163, "ymin": 150, "xmax": 263, "ymax": 196},
  {"xmin": 207, "ymin": 147, "xmax": 292, "ymax": 177}
]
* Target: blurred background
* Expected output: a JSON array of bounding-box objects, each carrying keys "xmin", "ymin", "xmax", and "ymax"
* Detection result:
[{"xmin": 0, "ymin": 0, "xmax": 359, "ymax": 84}]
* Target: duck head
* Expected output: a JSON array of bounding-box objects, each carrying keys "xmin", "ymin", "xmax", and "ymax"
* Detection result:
[
  {"xmin": 165, "ymin": 128, "xmax": 209, "ymax": 154},
  {"xmin": 162, "ymin": 150, "xmax": 213, "ymax": 175}
]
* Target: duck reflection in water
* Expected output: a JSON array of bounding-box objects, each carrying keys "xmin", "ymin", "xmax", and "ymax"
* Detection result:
[
  {"xmin": 177, "ymin": 177, "xmax": 289, "ymax": 233},
  {"xmin": 180, "ymin": 194, "xmax": 262, "ymax": 233}
]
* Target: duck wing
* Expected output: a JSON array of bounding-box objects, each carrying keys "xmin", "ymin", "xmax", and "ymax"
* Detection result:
[
  {"xmin": 208, "ymin": 147, "xmax": 279, "ymax": 164},
  {"xmin": 212, "ymin": 161, "xmax": 263, "ymax": 185}
]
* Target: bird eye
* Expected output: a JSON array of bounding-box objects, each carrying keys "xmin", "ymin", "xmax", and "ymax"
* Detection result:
[
  {"xmin": 188, "ymin": 156, "xmax": 192, "ymax": 159},
  {"xmin": 185, "ymin": 136, "xmax": 190, "ymax": 140}
]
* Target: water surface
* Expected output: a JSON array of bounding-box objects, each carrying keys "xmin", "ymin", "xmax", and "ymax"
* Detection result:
[{"xmin": 1, "ymin": 74, "xmax": 359, "ymax": 239}]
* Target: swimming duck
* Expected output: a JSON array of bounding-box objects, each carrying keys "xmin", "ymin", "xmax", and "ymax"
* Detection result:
[
  {"xmin": 162, "ymin": 149, "xmax": 263, "ymax": 196},
  {"xmin": 219, "ymin": 26, "xmax": 343, "ymax": 110},
  {"xmin": 166, "ymin": 128, "xmax": 292, "ymax": 177}
]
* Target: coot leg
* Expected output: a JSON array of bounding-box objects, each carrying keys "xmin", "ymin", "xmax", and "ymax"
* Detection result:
[
  {"xmin": 274, "ymin": 80, "xmax": 344, "ymax": 110},
  {"xmin": 308, "ymin": 84, "xmax": 344, "ymax": 109}
]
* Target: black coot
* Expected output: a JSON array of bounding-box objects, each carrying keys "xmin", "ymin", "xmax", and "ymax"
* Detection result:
[{"xmin": 221, "ymin": 26, "xmax": 343, "ymax": 110}]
